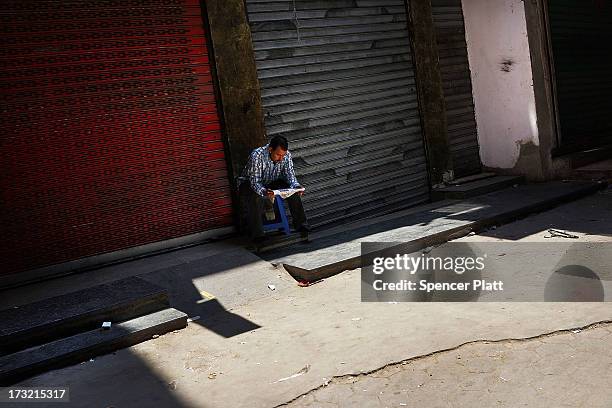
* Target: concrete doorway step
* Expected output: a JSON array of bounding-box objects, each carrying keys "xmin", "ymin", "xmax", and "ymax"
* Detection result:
[
  {"xmin": 262, "ymin": 181, "xmax": 606, "ymax": 283},
  {"xmin": 433, "ymin": 173, "xmax": 525, "ymax": 200},
  {"xmin": 255, "ymin": 173, "xmax": 525, "ymax": 253},
  {"xmin": 573, "ymin": 159, "xmax": 612, "ymax": 182},
  {"xmin": 0, "ymin": 277, "xmax": 187, "ymax": 385}
]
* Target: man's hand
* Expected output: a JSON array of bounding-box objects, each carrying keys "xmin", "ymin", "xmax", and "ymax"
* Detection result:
[
  {"xmin": 265, "ymin": 189, "xmax": 275, "ymax": 198},
  {"xmin": 296, "ymin": 185, "xmax": 305, "ymax": 196}
]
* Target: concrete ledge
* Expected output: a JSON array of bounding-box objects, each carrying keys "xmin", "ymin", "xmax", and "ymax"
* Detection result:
[
  {"xmin": 0, "ymin": 308, "xmax": 187, "ymax": 386},
  {"xmin": 573, "ymin": 159, "xmax": 612, "ymax": 181},
  {"xmin": 0, "ymin": 226, "xmax": 235, "ymax": 290},
  {"xmin": 0, "ymin": 277, "xmax": 168, "ymax": 355},
  {"xmin": 433, "ymin": 175, "xmax": 525, "ymax": 200},
  {"xmin": 265, "ymin": 181, "xmax": 606, "ymax": 282},
  {"xmin": 254, "ymin": 233, "xmax": 309, "ymax": 253}
]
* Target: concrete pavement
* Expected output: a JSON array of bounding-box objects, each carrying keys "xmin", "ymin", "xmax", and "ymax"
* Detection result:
[
  {"xmin": 286, "ymin": 322, "xmax": 612, "ymax": 408},
  {"xmin": 18, "ymin": 270, "xmax": 612, "ymax": 407},
  {"xmin": 8, "ymin": 186, "xmax": 612, "ymax": 407}
]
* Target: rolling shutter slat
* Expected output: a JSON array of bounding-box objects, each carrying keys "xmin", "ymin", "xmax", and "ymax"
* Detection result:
[
  {"xmin": 246, "ymin": 0, "xmax": 429, "ymax": 228},
  {"xmin": 431, "ymin": 0, "xmax": 481, "ymax": 177}
]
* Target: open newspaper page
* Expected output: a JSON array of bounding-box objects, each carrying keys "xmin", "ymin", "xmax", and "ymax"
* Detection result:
[{"xmin": 272, "ymin": 187, "xmax": 305, "ymax": 199}]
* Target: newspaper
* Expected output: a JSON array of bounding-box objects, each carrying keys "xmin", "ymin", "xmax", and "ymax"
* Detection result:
[{"xmin": 272, "ymin": 187, "xmax": 305, "ymax": 199}]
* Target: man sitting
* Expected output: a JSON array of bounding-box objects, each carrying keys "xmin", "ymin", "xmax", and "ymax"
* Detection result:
[{"xmin": 239, "ymin": 136, "xmax": 310, "ymax": 242}]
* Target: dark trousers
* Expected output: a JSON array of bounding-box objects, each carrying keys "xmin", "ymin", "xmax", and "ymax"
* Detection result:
[{"xmin": 239, "ymin": 181, "xmax": 308, "ymax": 239}]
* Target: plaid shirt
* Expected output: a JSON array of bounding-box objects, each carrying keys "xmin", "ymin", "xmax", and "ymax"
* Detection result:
[{"xmin": 240, "ymin": 144, "xmax": 301, "ymax": 197}]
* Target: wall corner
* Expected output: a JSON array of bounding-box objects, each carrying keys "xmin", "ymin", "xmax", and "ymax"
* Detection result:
[{"xmin": 203, "ymin": 0, "xmax": 267, "ymax": 179}]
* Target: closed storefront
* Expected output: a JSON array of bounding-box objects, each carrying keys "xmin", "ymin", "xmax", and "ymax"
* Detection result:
[
  {"xmin": 245, "ymin": 0, "xmax": 430, "ymax": 228},
  {"xmin": 547, "ymin": 0, "xmax": 612, "ymax": 152},
  {"xmin": 1, "ymin": 0, "xmax": 232, "ymax": 279},
  {"xmin": 431, "ymin": 0, "xmax": 480, "ymax": 177}
]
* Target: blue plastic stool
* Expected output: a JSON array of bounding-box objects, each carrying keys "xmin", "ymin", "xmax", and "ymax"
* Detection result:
[{"xmin": 262, "ymin": 196, "xmax": 291, "ymax": 235}]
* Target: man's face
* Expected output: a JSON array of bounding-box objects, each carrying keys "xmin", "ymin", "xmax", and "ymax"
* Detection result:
[{"xmin": 268, "ymin": 146, "xmax": 287, "ymax": 163}]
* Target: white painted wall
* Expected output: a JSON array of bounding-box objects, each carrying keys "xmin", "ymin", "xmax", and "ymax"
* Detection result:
[{"xmin": 461, "ymin": 0, "xmax": 539, "ymax": 169}]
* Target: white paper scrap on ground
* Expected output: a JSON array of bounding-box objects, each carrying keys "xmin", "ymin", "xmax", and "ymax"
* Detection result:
[
  {"xmin": 272, "ymin": 187, "xmax": 305, "ymax": 199},
  {"xmin": 273, "ymin": 364, "xmax": 310, "ymax": 383}
]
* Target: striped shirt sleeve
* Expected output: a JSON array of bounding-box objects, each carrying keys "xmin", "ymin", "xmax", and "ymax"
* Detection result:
[
  {"xmin": 246, "ymin": 151, "xmax": 267, "ymax": 197},
  {"xmin": 283, "ymin": 151, "xmax": 300, "ymax": 189}
]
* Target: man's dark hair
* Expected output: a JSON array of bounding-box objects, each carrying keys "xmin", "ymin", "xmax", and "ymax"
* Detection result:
[{"xmin": 269, "ymin": 136, "xmax": 289, "ymax": 151}]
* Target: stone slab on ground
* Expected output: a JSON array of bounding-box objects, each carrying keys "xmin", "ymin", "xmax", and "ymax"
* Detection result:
[
  {"xmin": 573, "ymin": 159, "xmax": 612, "ymax": 181},
  {"xmin": 0, "ymin": 308, "xmax": 187, "ymax": 386},
  {"xmin": 457, "ymin": 185, "xmax": 612, "ymax": 243},
  {"xmin": 0, "ymin": 277, "xmax": 168, "ymax": 355},
  {"xmin": 139, "ymin": 246, "xmax": 295, "ymax": 320},
  {"xmin": 432, "ymin": 175, "xmax": 524, "ymax": 199},
  {"xmin": 0, "ymin": 240, "xmax": 241, "ymax": 310},
  {"xmin": 264, "ymin": 181, "xmax": 604, "ymax": 282},
  {"xmin": 0, "ymin": 243, "xmax": 294, "ymax": 326}
]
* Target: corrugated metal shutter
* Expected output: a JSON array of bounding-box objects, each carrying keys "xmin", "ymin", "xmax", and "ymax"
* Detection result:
[
  {"xmin": 548, "ymin": 0, "xmax": 612, "ymax": 151},
  {"xmin": 245, "ymin": 0, "xmax": 430, "ymax": 228},
  {"xmin": 0, "ymin": 0, "xmax": 232, "ymax": 276},
  {"xmin": 431, "ymin": 0, "xmax": 480, "ymax": 177}
]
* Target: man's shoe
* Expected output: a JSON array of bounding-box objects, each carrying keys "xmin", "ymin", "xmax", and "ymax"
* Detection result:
[
  {"xmin": 251, "ymin": 236, "xmax": 267, "ymax": 245},
  {"xmin": 298, "ymin": 224, "xmax": 311, "ymax": 237}
]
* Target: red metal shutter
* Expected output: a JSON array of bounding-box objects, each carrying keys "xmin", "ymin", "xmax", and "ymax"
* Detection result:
[{"xmin": 1, "ymin": 0, "xmax": 232, "ymax": 277}]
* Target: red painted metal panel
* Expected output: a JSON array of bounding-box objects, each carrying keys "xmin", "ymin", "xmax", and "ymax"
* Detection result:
[{"xmin": 0, "ymin": 0, "xmax": 233, "ymax": 276}]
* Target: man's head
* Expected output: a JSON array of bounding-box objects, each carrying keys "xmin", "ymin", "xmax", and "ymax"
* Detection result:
[{"xmin": 267, "ymin": 136, "xmax": 289, "ymax": 162}]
